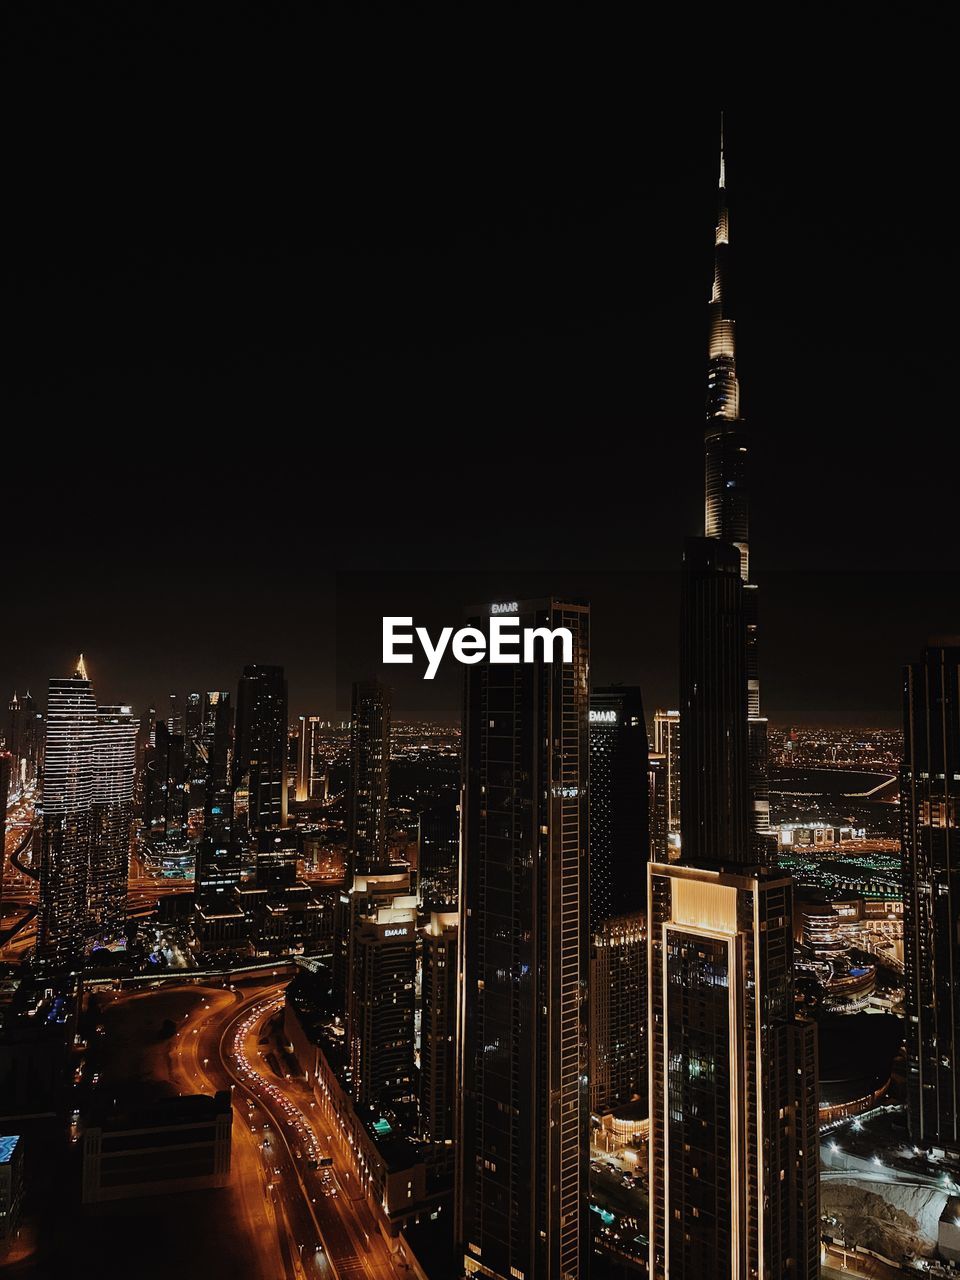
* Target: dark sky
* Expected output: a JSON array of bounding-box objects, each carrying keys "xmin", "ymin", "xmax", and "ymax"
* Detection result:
[{"xmin": 6, "ymin": 14, "xmax": 957, "ymax": 725}]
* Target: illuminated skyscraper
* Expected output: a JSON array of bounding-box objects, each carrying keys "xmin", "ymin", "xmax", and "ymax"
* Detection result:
[
  {"xmin": 652, "ymin": 123, "xmax": 820, "ymax": 1279},
  {"xmin": 346, "ymin": 681, "xmax": 391, "ymax": 876},
  {"xmin": 902, "ymin": 643, "xmax": 960, "ymax": 1149},
  {"xmin": 589, "ymin": 685, "xmax": 649, "ymax": 929},
  {"xmin": 345, "ymin": 870, "xmax": 417, "ymax": 1106},
  {"xmin": 88, "ymin": 705, "xmax": 137, "ymax": 946},
  {"xmin": 36, "ymin": 659, "xmax": 99, "ymax": 976},
  {"xmin": 702, "ymin": 121, "xmax": 771, "ymax": 855},
  {"xmin": 233, "ymin": 665, "xmax": 288, "ymax": 832},
  {"xmin": 647, "ymin": 861, "xmax": 819, "ymax": 1279},
  {"xmin": 589, "ymin": 912, "xmax": 646, "ymax": 1115},
  {"xmin": 680, "ymin": 536, "xmax": 749, "ymax": 865},
  {"xmin": 420, "ymin": 909, "xmax": 459, "ymax": 1146},
  {"xmin": 653, "ymin": 708, "xmax": 681, "ymax": 840},
  {"xmin": 334, "ymin": 681, "xmax": 392, "ymax": 1012},
  {"xmin": 588, "ymin": 686, "xmax": 650, "ymax": 1120},
  {"xmin": 457, "ymin": 598, "xmax": 590, "ymax": 1280},
  {"xmin": 201, "ymin": 691, "xmax": 233, "ymax": 838},
  {"xmin": 295, "ymin": 714, "xmax": 326, "ymax": 802}
]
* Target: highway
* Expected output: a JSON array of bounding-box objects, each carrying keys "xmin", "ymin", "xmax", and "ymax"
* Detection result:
[{"xmin": 128, "ymin": 980, "xmax": 402, "ymax": 1279}]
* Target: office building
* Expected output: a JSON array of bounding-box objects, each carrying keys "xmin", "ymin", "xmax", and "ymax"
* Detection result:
[
  {"xmin": 653, "ymin": 708, "xmax": 681, "ymax": 839},
  {"xmin": 87, "ymin": 705, "xmax": 137, "ymax": 946},
  {"xmin": 420, "ymin": 909, "xmax": 458, "ymax": 1146},
  {"xmin": 81, "ymin": 1092, "xmax": 232, "ymax": 1203},
  {"xmin": 347, "ymin": 681, "xmax": 391, "ymax": 876},
  {"xmin": 589, "ymin": 912, "xmax": 646, "ymax": 1115},
  {"xmin": 647, "ymin": 861, "xmax": 819, "ymax": 1279},
  {"xmin": 335, "ymin": 680, "xmax": 392, "ymax": 1010},
  {"xmin": 295, "ymin": 714, "xmax": 326, "ymax": 802},
  {"xmin": 345, "ymin": 870, "xmax": 417, "ymax": 1107},
  {"xmin": 457, "ymin": 598, "xmax": 590, "ymax": 1280},
  {"xmin": 233, "ymin": 665, "xmax": 287, "ymax": 831},
  {"xmin": 36, "ymin": 660, "xmax": 99, "ymax": 976},
  {"xmin": 648, "ymin": 751, "xmax": 669, "ymax": 863},
  {"xmin": 679, "ymin": 536, "xmax": 749, "ymax": 866},
  {"xmin": 902, "ymin": 643, "xmax": 960, "ymax": 1149},
  {"xmin": 589, "ymin": 685, "xmax": 649, "ymax": 929}
]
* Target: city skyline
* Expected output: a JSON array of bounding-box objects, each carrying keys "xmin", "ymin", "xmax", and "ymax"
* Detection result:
[
  {"xmin": 7, "ymin": 88, "xmax": 957, "ymax": 726},
  {"xmin": 3, "ymin": 42, "xmax": 958, "ymax": 1280}
]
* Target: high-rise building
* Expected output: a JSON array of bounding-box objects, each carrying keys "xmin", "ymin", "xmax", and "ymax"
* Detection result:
[
  {"xmin": 88, "ymin": 705, "xmax": 137, "ymax": 946},
  {"xmin": 5, "ymin": 691, "xmax": 40, "ymax": 790},
  {"xmin": 145, "ymin": 720, "xmax": 188, "ymax": 853},
  {"xmin": 201, "ymin": 691, "xmax": 233, "ymax": 838},
  {"xmin": 588, "ymin": 687, "xmax": 650, "ymax": 1123},
  {"xmin": 648, "ymin": 750, "xmax": 669, "ymax": 863},
  {"xmin": 589, "ymin": 912, "xmax": 646, "ymax": 1115},
  {"xmin": 457, "ymin": 598, "xmax": 590, "ymax": 1280},
  {"xmin": 36, "ymin": 660, "xmax": 98, "ymax": 976},
  {"xmin": 647, "ymin": 861, "xmax": 819, "ymax": 1279},
  {"xmin": 680, "ymin": 536, "xmax": 749, "ymax": 865},
  {"xmin": 420, "ymin": 909, "xmax": 458, "ymax": 1147},
  {"xmin": 651, "ymin": 123, "xmax": 820, "ymax": 1280},
  {"xmin": 653, "ymin": 708, "xmax": 681, "ymax": 840},
  {"xmin": 295, "ymin": 714, "xmax": 326, "ymax": 802},
  {"xmin": 334, "ymin": 681, "xmax": 392, "ymax": 1012},
  {"xmin": 233, "ymin": 666, "xmax": 287, "ymax": 832},
  {"xmin": 346, "ymin": 681, "xmax": 390, "ymax": 876},
  {"xmin": 902, "ymin": 643, "xmax": 960, "ymax": 1149},
  {"xmin": 589, "ymin": 685, "xmax": 649, "ymax": 929},
  {"xmin": 36, "ymin": 661, "xmax": 139, "ymax": 974},
  {"xmin": 702, "ymin": 122, "xmax": 771, "ymax": 856},
  {"xmin": 345, "ymin": 870, "xmax": 417, "ymax": 1107}
]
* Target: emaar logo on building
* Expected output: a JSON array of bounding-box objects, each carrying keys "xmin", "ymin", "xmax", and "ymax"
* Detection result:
[{"xmin": 382, "ymin": 614, "xmax": 573, "ymax": 680}]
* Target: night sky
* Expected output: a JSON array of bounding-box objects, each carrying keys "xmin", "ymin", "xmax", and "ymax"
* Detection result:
[{"xmin": 7, "ymin": 14, "xmax": 956, "ymax": 724}]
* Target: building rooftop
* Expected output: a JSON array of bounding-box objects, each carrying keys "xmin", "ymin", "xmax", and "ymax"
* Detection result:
[{"xmin": 0, "ymin": 1134, "xmax": 21, "ymax": 1164}]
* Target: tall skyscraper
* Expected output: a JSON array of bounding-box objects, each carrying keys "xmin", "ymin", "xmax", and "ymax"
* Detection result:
[
  {"xmin": 588, "ymin": 686, "xmax": 650, "ymax": 1121},
  {"xmin": 680, "ymin": 536, "xmax": 749, "ymax": 865},
  {"xmin": 201, "ymin": 691, "xmax": 233, "ymax": 838},
  {"xmin": 233, "ymin": 665, "xmax": 288, "ymax": 832},
  {"xmin": 702, "ymin": 122, "xmax": 771, "ymax": 855},
  {"xmin": 653, "ymin": 708, "xmax": 681, "ymax": 841},
  {"xmin": 589, "ymin": 685, "xmax": 649, "ymax": 929},
  {"xmin": 589, "ymin": 912, "xmax": 646, "ymax": 1115},
  {"xmin": 295, "ymin": 714, "xmax": 326, "ymax": 802},
  {"xmin": 420, "ymin": 909, "xmax": 459, "ymax": 1147},
  {"xmin": 345, "ymin": 870, "xmax": 417, "ymax": 1106},
  {"xmin": 88, "ymin": 705, "xmax": 137, "ymax": 946},
  {"xmin": 145, "ymin": 719, "xmax": 187, "ymax": 853},
  {"xmin": 647, "ymin": 861, "xmax": 819, "ymax": 1279},
  {"xmin": 902, "ymin": 643, "xmax": 960, "ymax": 1149},
  {"xmin": 6, "ymin": 691, "xmax": 40, "ymax": 790},
  {"xmin": 457, "ymin": 598, "xmax": 590, "ymax": 1280},
  {"xmin": 652, "ymin": 123, "xmax": 820, "ymax": 1280},
  {"xmin": 346, "ymin": 681, "xmax": 390, "ymax": 876},
  {"xmin": 334, "ymin": 681, "xmax": 392, "ymax": 1012},
  {"xmin": 36, "ymin": 659, "xmax": 99, "ymax": 976},
  {"xmin": 648, "ymin": 751, "xmax": 669, "ymax": 862}
]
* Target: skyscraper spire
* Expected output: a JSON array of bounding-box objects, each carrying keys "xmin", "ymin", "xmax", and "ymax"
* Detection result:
[
  {"xmin": 76, "ymin": 654, "xmax": 89, "ymax": 681},
  {"xmin": 699, "ymin": 117, "xmax": 773, "ymax": 856},
  {"xmin": 704, "ymin": 113, "xmax": 745, "ymax": 576}
]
